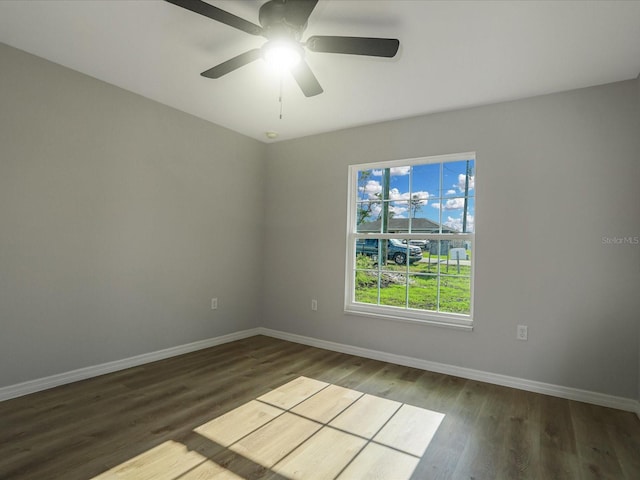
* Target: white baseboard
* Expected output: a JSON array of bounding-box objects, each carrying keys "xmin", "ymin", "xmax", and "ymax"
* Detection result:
[
  {"xmin": 0, "ymin": 328, "xmax": 261, "ymax": 402},
  {"xmin": 2, "ymin": 326, "xmax": 639, "ymax": 419},
  {"xmin": 257, "ymin": 328, "xmax": 640, "ymax": 416}
]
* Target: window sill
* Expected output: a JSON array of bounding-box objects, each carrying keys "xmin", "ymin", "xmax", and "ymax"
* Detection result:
[{"xmin": 344, "ymin": 304, "xmax": 473, "ymax": 331}]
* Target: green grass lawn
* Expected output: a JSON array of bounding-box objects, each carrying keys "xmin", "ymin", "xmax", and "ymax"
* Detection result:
[{"xmin": 355, "ymin": 255, "xmax": 471, "ymax": 314}]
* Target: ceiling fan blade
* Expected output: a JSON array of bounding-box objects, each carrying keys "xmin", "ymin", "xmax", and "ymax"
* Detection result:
[
  {"xmin": 285, "ymin": 0, "xmax": 319, "ymax": 27},
  {"xmin": 306, "ymin": 36, "xmax": 399, "ymax": 57},
  {"xmin": 165, "ymin": 0, "xmax": 263, "ymax": 36},
  {"xmin": 290, "ymin": 60, "xmax": 323, "ymax": 97},
  {"xmin": 201, "ymin": 49, "xmax": 263, "ymax": 78}
]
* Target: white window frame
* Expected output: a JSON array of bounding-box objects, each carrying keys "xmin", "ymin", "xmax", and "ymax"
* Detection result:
[{"xmin": 344, "ymin": 152, "xmax": 476, "ymax": 330}]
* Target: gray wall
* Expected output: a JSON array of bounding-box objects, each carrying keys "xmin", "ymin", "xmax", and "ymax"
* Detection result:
[
  {"xmin": 2, "ymin": 41, "xmax": 639, "ymax": 402},
  {"xmin": 264, "ymin": 80, "xmax": 640, "ymax": 399},
  {"xmin": 0, "ymin": 44, "xmax": 265, "ymax": 387}
]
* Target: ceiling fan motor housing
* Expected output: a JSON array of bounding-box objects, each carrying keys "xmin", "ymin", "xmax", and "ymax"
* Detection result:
[{"xmin": 259, "ymin": 0, "xmax": 306, "ymax": 41}]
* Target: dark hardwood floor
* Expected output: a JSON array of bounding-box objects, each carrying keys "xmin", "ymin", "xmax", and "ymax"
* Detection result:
[{"xmin": 1, "ymin": 335, "xmax": 639, "ymax": 479}]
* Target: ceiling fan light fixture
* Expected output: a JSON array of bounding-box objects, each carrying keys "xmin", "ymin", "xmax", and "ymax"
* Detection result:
[
  {"xmin": 167, "ymin": 0, "xmax": 400, "ymax": 97},
  {"xmin": 262, "ymin": 40, "xmax": 303, "ymax": 71}
]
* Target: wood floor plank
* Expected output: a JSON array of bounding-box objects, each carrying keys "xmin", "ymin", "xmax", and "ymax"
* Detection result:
[
  {"xmin": 194, "ymin": 400, "xmax": 283, "ymax": 448},
  {"xmin": 606, "ymin": 408, "xmax": 640, "ymax": 478},
  {"xmin": 570, "ymin": 400, "xmax": 625, "ymax": 479},
  {"xmin": 92, "ymin": 440, "xmax": 211, "ymax": 480},
  {"xmin": 411, "ymin": 377, "xmax": 482, "ymax": 480},
  {"xmin": 329, "ymin": 393, "xmax": 402, "ymax": 439},
  {"xmin": 1, "ymin": 335, "xmax": 639, "ymax": 480},
  {"xmin": 179, "ymin": 460, "xmax": 246, "ymax": 480},
  {"xmin": 257, "ymin": 376, "xmax": 328, "ymax": 410},
  {"xmin": 373, "ymin": 403, "xmax": 445, "ymax": 457},
  {"xmin": 539, "ymin": 445, "xmax": 580, "ymax": 480},
  {"xmin": 497, "ymin": 388, "xmax": 541, "ymax": 480},
  {"xmin": 450, "ymin": 383, "xmax": 515, "ymax": 480},
  {"xmin": 290, "ymin": 384, "xmax": 362, "ymax": 424},
  {"xmin": 229, "ymin": 412, "xmax": 321, "ymax": 468},
  {"xmin": 540, "ymin": 394, "xmax": 578, "ymax": 454},
  {"xmin": 272, "ymin": 426, "xmax": 366, "ymax": 480},
  {"xmin": 336, "ymin": 441, "xmax": 420, "ymax": 480}
]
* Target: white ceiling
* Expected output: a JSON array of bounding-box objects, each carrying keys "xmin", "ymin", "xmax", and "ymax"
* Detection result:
[{"xmin": 1, "ymin": 1, "xmax": 639, "ymax": 143}]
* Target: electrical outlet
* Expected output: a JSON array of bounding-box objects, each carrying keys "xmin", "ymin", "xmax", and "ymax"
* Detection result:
[
  {"xmin": 516, "ymin": 325, "xmax": 528, "ymax": 340},
  {"xmin": 311, "ymin": 299, "xmax": 317, "ymax": 311},
  {"xmin": 211, "ymin": 298, "xmax": 218, "ymax": 310}
]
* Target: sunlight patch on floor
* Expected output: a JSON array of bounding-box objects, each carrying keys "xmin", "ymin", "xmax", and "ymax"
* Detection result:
[
  {"xmin": 195, "ymin": 400, "xmax": 283, "ymax": 448},
  {"xmin": 92, "ymin": 440, "xmax": 243, "ymax": 480},
  {"xmin": 92, "ymin": 376, "xmax": 445, "ymax": 480}
]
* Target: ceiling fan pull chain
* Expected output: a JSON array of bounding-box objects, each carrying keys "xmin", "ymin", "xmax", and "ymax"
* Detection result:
[{"xmin": 279, "ymin": 73, "xmax": 284, "ymax": 120}]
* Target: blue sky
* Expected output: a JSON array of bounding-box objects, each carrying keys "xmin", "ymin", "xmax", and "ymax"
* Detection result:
[{"xmin": 357, "ymin": 159, "xmax": 475, "ymax": 233}]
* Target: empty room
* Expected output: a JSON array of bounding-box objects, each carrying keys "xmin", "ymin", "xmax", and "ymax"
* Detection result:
[{"xmin": 1, "ymin": 1, "xmax": 639, "ymax": 479}]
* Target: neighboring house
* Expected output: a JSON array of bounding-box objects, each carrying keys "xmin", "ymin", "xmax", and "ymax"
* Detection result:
[{"xmin": 358, "ymin": 218, "xmax": 461, "ymax": 253}]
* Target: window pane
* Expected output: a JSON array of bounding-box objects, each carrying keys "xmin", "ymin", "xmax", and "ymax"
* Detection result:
[
  {"xmin": 381, "ymin": 201, "xmax": 410, "ymax": 232},
  {"xmin": 439, "ymin": 197, "xmax": 473, "ymax": 233},
  {"xmin": 354, "ymin": 284, "xmax": 378, "ymax": 305},
  {"xmin": 379, "ymin": 278, "xmax": 407, "ymax": 308},
  {"xmin": 443, "ymin": 159, "xmax": 474, "ymax": 198},
  {"xmin": 357, "ymin": 169, "xmax": 383, "ymax": 201},
  {"xmin": 355, "ymin": 239, "xmax": 382, "ymax": 265},
  {"xmin": 380, "ymin": 238, "xmax": 422, "ymax": 267},
  {"xmin": 444, "ymin": 242, "xmax": 471, "ymax": 275},
  {"xmin": 412, "ymin": 163, "xmax": 441, "ymax": 200},
  {"xmin": 415, "ymin": 199, "xmax": 443, "ymax": 233},
  {"xmin": 438, "ymin": 275, "xmax": 471, "ymax": 315},
  {"xmin": 354, "ymin": 264, "xmax": 378, "ymax": 304},
  {"xmin": 427, "ymin": 239, "xmax": 450, "ymax": 259},
  {"xmin": 408, "ymin": 274, "xmax": 438, "ymax": 311},
  {"xmin": 356, "ymin": 202, "xmax": 382, "ymax": 232},
  {"xmin": 421, "ymin": 241, "xmax": 439, "ymax": 273},
  {"xmin": 408, "ymin": 192, "xmax": 429, "ymax": 225},
  {"xmin": 388, "ymin": 165, "xmax": 410, "ymax": 196}
]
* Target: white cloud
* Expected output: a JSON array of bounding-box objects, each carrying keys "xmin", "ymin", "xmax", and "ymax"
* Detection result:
[
  {"xmin": 446, "ymin": 189, "xmax": 457, "ymax": 195},
  {"xmin": 359, "ymin": 180, "xmax": 382, "ymax": 199},
  {"xmin": 444, "ymin": 214, "xmax": 474, "ymax": 233},
  {"xmin": 389, "ymin": 204, "xmax": 408, "ymax": 218},
  {"xmin": 411, "ymin": 191, "xmax": 429, "ymax": 202},
  {"xmin": 455, "ymin": 174, "xmax": 475, "ymax": 192},
  {"xmin": 372, "ymin": 166, "xmax": 411, "ymax": 177},
  {"xmin": 359, "ymin": 181, "xmax": 431, "ymax": 208},
  {"xmin": 391, "ymin": 166, "xmax": 411, "ymax": 176},
  {"xmin": 363, "ymin": 202, "xmax": 408, "ymax": 219},
  {"xmin": 388, "ymin": 189, "xmax": 429, "ymax": 203},
  {"xmin": 388, "ymin": 187, "xmax": 403, "ymax": 201},
  {"xmin": 432, "ymin": 198, "xmax": 465, "ymax": 210}
]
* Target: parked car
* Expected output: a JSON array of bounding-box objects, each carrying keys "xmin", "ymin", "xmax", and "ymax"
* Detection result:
[
  {"xmin": 402, "ymin": 239, "xmax": 428, "ymax": 250},
  {"xmin": 356, "ymin": 238, "xmax": 423, "ymax": 265}
]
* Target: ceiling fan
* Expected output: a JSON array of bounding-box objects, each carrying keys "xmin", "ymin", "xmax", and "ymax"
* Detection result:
[{"xmin": 165, "ymin": 0, "xmax": 400, "ymax": 97}]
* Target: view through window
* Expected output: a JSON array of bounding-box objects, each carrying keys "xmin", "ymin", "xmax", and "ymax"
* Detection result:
[{"xmin": 345, "ymin": 153, "xmax": 475, "ymax": 328}]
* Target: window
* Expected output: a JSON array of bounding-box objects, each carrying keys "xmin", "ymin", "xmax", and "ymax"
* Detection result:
[{"xmin": 345, "ymin": 153, "xmax": 475, "ymax": 329}]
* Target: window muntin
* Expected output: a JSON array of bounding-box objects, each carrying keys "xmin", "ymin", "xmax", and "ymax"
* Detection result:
[{"xmin": 346, "ymin": 153, "xmax": 475, "ymax": 328}]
